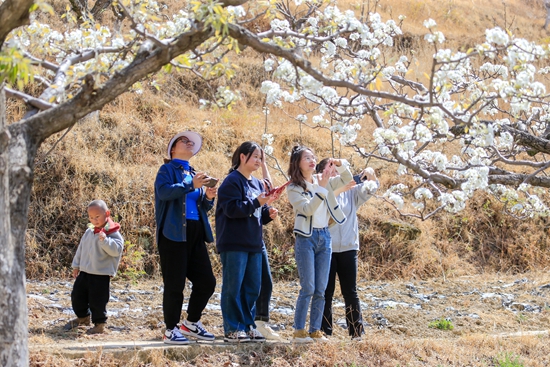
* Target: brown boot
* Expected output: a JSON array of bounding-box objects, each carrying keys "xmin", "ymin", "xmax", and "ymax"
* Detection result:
[
  {"xmin": 63, "ymin": 315, "xmax": 90, "ymax": 331},
  {"xmin": 86, "ymin": 323, "xmax": 106, "ymax": 335}
]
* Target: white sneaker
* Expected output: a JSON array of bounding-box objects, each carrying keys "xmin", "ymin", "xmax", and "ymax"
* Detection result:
[
  {"xmin": 163, "ymin": 327, "xmax": 190, "ymax": 345},
  {"xmin": 309, "ymin": 330, "xmax": 328, "ymax": 342},
  {"xmin": 292, "ymin": 329, "xmax": 314, "ymax": 344},
  {"xmin": 255, "ymin": 321, "xmax": 283, "ymax": 341},
  {"xmin": 248, "ymin": 328, "xmax": 266, "ymax": 343}
]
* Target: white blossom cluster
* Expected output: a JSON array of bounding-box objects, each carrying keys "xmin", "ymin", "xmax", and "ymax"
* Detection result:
[{"xmin": 262, "ymin": 133, "xmax": 275, "ymax": 155}]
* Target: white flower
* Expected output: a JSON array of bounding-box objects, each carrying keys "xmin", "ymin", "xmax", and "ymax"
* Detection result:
[
  {"xmin": 423, "ymin": 19, "xmax": 437, "ymax": 29},
  {"xmin": 264, "ymin": 59, "xmax": 275, "ymax": 72},
  {"xmin": 486, "ymin": 27, "xmax": 509, "ymax": 46}
]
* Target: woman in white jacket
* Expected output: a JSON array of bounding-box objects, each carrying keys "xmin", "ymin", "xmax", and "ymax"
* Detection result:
[{"xmin": 286, "ymin": 145, "xmax": 353, "ymax": 343}]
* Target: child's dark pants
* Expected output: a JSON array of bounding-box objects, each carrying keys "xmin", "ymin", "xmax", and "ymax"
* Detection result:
[{"xmin": 71, "ymin": 271, "xmax": 110, "ymax": 324}]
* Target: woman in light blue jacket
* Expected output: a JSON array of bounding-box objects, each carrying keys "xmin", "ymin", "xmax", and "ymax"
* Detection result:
[{"xmin": 316, "ymin": 158, "xmax": 379, "ymax": 341}]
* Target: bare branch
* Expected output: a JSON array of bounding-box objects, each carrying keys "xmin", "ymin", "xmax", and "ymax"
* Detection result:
[
  {"xmin": 24, "ymin": 52, "xmax": 59, "ymax": 73},
  {"xmin": 489, "ymin": 173, "xmax": 550, "ymax": 187},
  {"xmin": 5, "ymin": 87, "xmax": 54, "ymax": 111}
]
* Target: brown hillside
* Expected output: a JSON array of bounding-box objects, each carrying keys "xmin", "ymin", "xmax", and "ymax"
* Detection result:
[{"xmin": 11, "ymin": 0, "xmax": 550, "ymax": 281}]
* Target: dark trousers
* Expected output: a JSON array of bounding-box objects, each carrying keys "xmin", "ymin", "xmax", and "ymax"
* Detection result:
[
  {"xmin": 158, "ymin": 220, "xmax": 216, "ymax": 330},
  {"xmin": 71, "ymin": 271, "xmax": 110, "ymax": 325},
  {"xmin": 255, "ymin": 246, "xmax": 273, "ymax": 322},
  {"xmin": 321, "ymin": 250, "xmax": 363, "ymax": 338}
]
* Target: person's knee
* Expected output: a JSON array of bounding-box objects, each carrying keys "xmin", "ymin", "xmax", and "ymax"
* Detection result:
[{"xmin": 300, "ymin": 283, "xmax": 315, "ymax": 298}]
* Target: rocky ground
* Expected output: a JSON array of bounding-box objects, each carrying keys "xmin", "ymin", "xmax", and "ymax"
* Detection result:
[{"xmin": 27, "ymin": 272, "xmax": 550, "ymax": 366}]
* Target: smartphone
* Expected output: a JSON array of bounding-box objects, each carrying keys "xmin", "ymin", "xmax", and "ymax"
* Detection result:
[
  {"xmin": 267, "ymin": 181, "xmax": 291, "ymax": 196},
  {"xmin": 204, "ymin": 177, "xmax": 219, "ymax": 187},
  {"xmin": 353, "ymin": 174, "xmax": 366, "ymax": 184}
]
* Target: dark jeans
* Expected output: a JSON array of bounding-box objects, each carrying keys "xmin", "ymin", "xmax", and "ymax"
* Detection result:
[
  {"xmin": 321, "ymin": 250, "xmax": 363, "ymax": 338},
  {"xmin": 71, "ymin": 271, "xmax": 110, "ymax": 324},
  {"xmin": 220, "ymin": 251, "xmax": 262, "ymax": 334},
  {"xmin": 255, "ymin": 246, "xmax": 273, "ymax": 322},
  {"xmin": 158, "ymin": 220, "xmax": 216, "ymax": 330}
]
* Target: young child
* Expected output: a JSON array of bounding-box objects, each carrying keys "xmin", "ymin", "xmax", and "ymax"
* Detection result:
[
  {"xmin": 64, "ymin": 200, "xmax": 124, "ymax": 334},
  {"xmin": 286, "ymin": 145, "xmax": 353, "ymax": 343}
]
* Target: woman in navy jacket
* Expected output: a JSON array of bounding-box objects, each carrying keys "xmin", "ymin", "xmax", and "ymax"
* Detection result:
[
  {"xmin": 215, "ymin": 141, "xmax": 279, "ymax": 343},
  {"xmin": 154, "ymin": 131, "xmax": 217, "ymax": 345}
]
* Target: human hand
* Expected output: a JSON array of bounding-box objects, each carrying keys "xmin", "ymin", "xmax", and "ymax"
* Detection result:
[
  {"xmin": 98, "ymin": 231, "xmax": 106, "ymax": 242},
  {"xmin": 205, "ymin": 186, "xmax": 218, "ymax": 200},
  {"xmin": 72, "ymin": 268, "xmax": 79, "ymax": 278},
  {"xmin": 257, "ymin": 193, "xmax": 271, "ymax": 206},
  {"xmin": 266, "ymin": 190, "xmax": 281, "ymax": 205},
  {"xmin": 362, "ymin": 167, "xmax": 377, "ymax": 181},
  {"xmin": 343, "ymin": 180, "xmax": 356, "ymax": 192},
  {"xmin": 269, "ymin": 207, "xmax": 278, "ymax": 219},
  {"xmin": 318, "ymin": 162, "xmax": 334, "ymax": 187},
  {"xmin": 192, "ymin": 172, "xmax": 211, "ymax": 189}
]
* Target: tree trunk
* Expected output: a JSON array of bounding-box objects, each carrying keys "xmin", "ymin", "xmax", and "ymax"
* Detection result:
[{"xmin": 0, "ymin": 86, "xmax": 28, "ymax": 366}]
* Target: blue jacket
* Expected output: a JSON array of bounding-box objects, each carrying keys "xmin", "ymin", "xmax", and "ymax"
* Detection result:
[
  {"xmin": 215, "ymin": 170, "xmax": 272, "ymax": 253},
  {"xmin": 154, "ymin": 160, "xmax": 214, "ymax": 243}
]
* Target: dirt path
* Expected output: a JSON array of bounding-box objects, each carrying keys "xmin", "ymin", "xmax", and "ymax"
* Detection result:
[{"xmin": 27, "ymin": 273, "xmax": 550, "ymax": 364}]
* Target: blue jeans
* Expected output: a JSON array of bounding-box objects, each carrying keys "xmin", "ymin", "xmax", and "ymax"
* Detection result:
[
  {"xmin": 255, "ymin": 246, "xmax": 273, "ymax": 322},
  {"xmin": 220, "ymin": 251, "xmax": 262, "ymax": 334},
  {"xmin": 293, "ymin": 228, "xmax": 332, "ymax": 333}
]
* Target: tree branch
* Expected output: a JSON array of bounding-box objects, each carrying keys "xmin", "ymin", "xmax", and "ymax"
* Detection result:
[
  {"xmin": 4, "ymin": 87, "xmax": 54, "ymax": 111},
  {"xmin": 0, "ymin": 0, "xmax": 34, "ymax": 48},
  {"xmin": 12, "ymin": 26, "xmax": 214, "ymax": 143},
  {"xmin": 488, "ymin": 174, "xmax": 550, "ymax": 188}
]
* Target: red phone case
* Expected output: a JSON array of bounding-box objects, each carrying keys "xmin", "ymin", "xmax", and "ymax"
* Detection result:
[{"xmin": 267, "ymin": 180, "xmax": 290, "ymax": 196}]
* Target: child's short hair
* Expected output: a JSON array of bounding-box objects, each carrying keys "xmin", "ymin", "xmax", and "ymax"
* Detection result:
[{"xmin": 88, "ymin": 199, "xmax": 109, "ymax": 212}]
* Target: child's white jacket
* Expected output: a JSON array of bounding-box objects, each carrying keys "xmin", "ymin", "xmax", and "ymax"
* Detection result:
[{"xmin": 72, "ymin": 229, "xmax": 124, "ymax": 276}]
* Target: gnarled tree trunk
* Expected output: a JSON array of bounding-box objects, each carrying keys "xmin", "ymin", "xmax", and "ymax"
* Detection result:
[{"xmin": 0, "ymin": 86, "xmax": 28, "ymax": 367}]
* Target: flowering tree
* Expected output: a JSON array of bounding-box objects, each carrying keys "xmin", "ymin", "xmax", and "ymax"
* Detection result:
[
  {"xmin": 254, "ymin": 2, "xmax": 550, "ymax": 220},
  {"xmin": 2, "ymin": 0, "xmax": 550, "ymax": 364}
]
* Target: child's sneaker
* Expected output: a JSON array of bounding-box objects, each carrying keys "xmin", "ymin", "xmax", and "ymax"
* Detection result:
[
  {"xmin": 309, "ymin": 330, "xmax": 328, "ymax": 342},
  {"xmin": 247, "ymin": 328, "xmax": 266, "ymax": 343},
  {"xmin": 255, "ymin": 321, "xmax": 283, "ymax": 341},
  {"xmin": 180, "ymin": 319, "xmax": 215, "ymax": 341},
  {"xmin": 164, "ymin": 327, "xmax": 190, "ymax": 345},
  {"xmin": 224, "ymin": 331, "xmax": 250, "ymax": 343},
  {"xmin": 292, "ymin": 329, "xmax": 313, "ymax": 343},
  {"xmin": 63, "ymin": 315, "xmax": 90, "ymax": 331}
]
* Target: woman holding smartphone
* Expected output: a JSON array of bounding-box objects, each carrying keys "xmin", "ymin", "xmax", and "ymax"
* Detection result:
[
  {"xmin": 286, "ymin": 145, "xmax": 353, "ymax": 343},
  {"xmin": 154, "ymin": 130, "xmax": 218, "ymax": 344},
  {"xmin": 215, "ymin": 141, "xmax": 280, "ymax": 343}
]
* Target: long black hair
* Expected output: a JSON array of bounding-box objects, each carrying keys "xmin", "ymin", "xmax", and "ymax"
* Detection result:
[{"xmin": 229, "ymin": 141, "xmax": 263, "ymax": 174}]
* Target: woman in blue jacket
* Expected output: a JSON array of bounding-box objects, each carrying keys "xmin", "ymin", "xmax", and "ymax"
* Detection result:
[
  {"xmin": 215, "ymin": 141, "xmax": 279, "ymax": 343},
  {"xmin": 154, "ymin": 131, "xmax": 217, "ymax": 345}
]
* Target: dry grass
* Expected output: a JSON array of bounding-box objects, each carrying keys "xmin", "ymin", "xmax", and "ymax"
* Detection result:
[{"xmin": 28, "ymin": 334, "xmax": 550, "ymax": 366}]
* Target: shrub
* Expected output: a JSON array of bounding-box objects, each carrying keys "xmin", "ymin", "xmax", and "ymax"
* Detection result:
[{"xmin": 428, "ymin": 318, "xmax": 454, "ymax": 330}]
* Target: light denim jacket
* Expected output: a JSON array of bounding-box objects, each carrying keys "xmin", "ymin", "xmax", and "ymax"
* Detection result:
[{"xmin": 287, "ymin": 160, "xmax": 353, "ymax": 237}]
